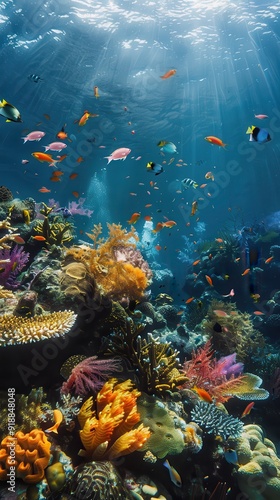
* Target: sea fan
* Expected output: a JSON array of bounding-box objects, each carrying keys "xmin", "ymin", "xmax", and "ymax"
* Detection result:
[
  {"xmin": 60, "ymin": 356, "xmax": 122, "ymax": 397},
  {"xmin": 0, "ymin": 245, "xmax": 30, "ymax": 289}
]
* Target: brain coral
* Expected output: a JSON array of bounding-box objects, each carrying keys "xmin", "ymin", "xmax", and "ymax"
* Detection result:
[{"xmin": 228, "ymin": 424, "xmax": 280, "ymax": 500}]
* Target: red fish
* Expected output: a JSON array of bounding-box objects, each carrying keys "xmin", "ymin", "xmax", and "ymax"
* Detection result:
[
  {"xmin": 163, "ymin": 220, "xmax": 177, "ymax": 228},
  {"xmin": 205, "ymin": 275, "xmax": 213, "ymax": 286},
  {"xmin": 205, "ymin": 136, "xmax": 227, "ymax": 148},
  {"xmin": 69, "ymin": 173, "xmax": 78, "ymax": 180},
  {"xmin": 160, "ymin": 69, "xmax": 176, "ymax": 79},
  {"xmin": 38, "ymin": 186, "xmax": 51, "ymax": 193},
  {"xmin": 193, "ymin": 386, "xmax": 213, "ymax": 403},
  {"xmin": 241, "ymin": 402, "xmax": 255, "ymax": 418},
  {"xmin": 152, "ymin": 222, "xmax": 164, "ymax": 233},
  {"xmin": 33, "ymin": 235, "xmax": 46, "ymax": 241},
  {"xmin": 265, "ymin": 256, "xmax": 274, "ymax": 264},
  {"xmin": 127, "ymin": 212, "xmax": 141, "ymax": 224},
  {"xmin": 191, "ymin": 201, "xmax": 198, "ymax": 216},
  {"xmin": 241, "ymin": 268, "xmax": 250, "ymax": 276}
]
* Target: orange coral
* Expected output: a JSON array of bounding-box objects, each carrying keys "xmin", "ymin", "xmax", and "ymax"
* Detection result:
[
  {"xmin": 65, "ymin": 223, "xmax": 151, "ymax": 301},
  {"xmin": 0, "ymin": 429, "xmax": 51, "ymax": 484},
  {"xmin": 78, "ymin": 378, "xmax": 150, "ymax": 461}
]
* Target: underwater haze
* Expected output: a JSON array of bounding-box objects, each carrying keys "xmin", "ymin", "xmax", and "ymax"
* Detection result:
[{"xmin": 2, "ymin": 1, "xmax": 280, "ymax": 499}]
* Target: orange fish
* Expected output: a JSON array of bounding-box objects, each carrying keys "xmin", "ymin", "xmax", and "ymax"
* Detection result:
[
  {"xmin": 57, "ymin": 154, "xmax": 67, "ymax": 162},
  {"xmin": 127, "ymin": 212, "xmax": 141, "ymax": 224},
  {"xmin": 33, "ymin": 235, "xmax": 46, "ymax": 241},
  {"xmin": 241, "ymin": 402, "xmax": 255, "ymax": 419},
  {"xmin": 150, "ymin": 181, "xmax": 154, "ymax": 187},
  {"xmin": 205, "ymin": 275, "xmax": 213, "ymax": 286},
  {"xmin": 155, "ymin": 245, "xmax": 162, "ymax": 251},
  {"xmin": 204, "ymin": 136, "xmax": 227, "ymax": 148},
  {"xmin": 192, "ymin": 259, "xmax": 201, "ymax": 266},
  {"xmin": 32, "ymin": 152, "xmax": 58, "ymax": 166},
  {"xmin": 93, "ymin": 86, "xmax": 100, "ymax": 98},
  {"xmin": 72, "ymin": 191, "xmax": 80, "ymax": 198},
  {"xmin": 152, "ymin": 222, "xmax": 164, "ymax": 233},
  {"xmin": 163, "ymin": 220, "xmax": 177, "ymax": 228},
  {"xmin": 13, "ymin": 235, "xmax": 25, "ymax": 245},
  {"xmin": 50, "ymin": 176, "xmax": 61, "ymax": 182},
  {"xmin": 186, "ymin": 297, "xmax": 195, "ymax": 304},
  {"xmin": 193, "ymin": 386, "xmax": 213, "ymax": 403},
  {"xmin": 45, "ymin": 409, "xmax": 63, "ymax": 434},
  {"xmin": 38, "ymin": 186, "xmax": 51, "ymax": 193},
  {"xmin": 145, "ymin": 204, "xmax": 152, "ymax": 208},
  {"xmin": 253, "ymin": 310, "xmax": 265, "ymax": 315},
  {"xmin": 56, "ymin": 124, "xmax": 67, "ymax": 140},
  {"xmin": 52, "ymin": 170, "xmax": 64, "ymax": 177},
  {"xmin": 76, "ymin": 156, "xmax": 84, "ymax": 163},
  {"xmin": 200, "ymin": 183, "xmax": 207, "ymax": 188},
  {"xmin": 215, "ymin": 238, "xmax": 224, "ymax": 243},
  {"xmin": 160, "ymin": 69, "xmax": 177, "ymax": 79},
  {"xmin": 144, "ymin": 216, "xmax": 152, "ymax": 221},
  {"xmin": 205, "ymin": 171, "xmax": 215, "ymax": 181},
  {"xmin": 78, "ymin": 110, "xmax": 99, "ymax": 126},
  {"xmin": 241, "ymin": 268, "xmax": 250, "ymax": 276},
  {"xmin": 190, "ymin": 201, "xmax": 198, "ymax": 216},
  {"xmin": 177, "ymin": 310, "xmax": 184, "ymax": 316},
  {"xmin": 69, "ymin": 173, "xmax": 78, "ymax": 180},
  {"xmin": 265, "ymin": 256, "xmax": 274, "ymax": 264},
  {"xmin": 213, "ymin": 309, "xmax": 229, "ymax": 317}
]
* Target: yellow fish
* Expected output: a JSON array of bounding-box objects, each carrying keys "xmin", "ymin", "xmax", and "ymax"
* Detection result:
[{"xmin": 45, "ymin": 409, "xmax": 63, "ymax": 434}]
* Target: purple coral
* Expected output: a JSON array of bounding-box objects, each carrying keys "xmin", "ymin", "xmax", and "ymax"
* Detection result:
[
  {"xmin": 60, "ymin": 356, "xmax": 122, "ymax": 397},
  {"xmin": 0, "ymin": 245, "xmax": 30, "ymax": 289},
  {"xmin": 113, "ymin": 245, "xmax": 152, "ymax": 280}
]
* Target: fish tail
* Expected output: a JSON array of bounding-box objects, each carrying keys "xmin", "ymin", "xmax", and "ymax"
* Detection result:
[
  {"xmin": 44, "ymin": 146, "xmax": 49, "ymax": 151},
  {"xmin": 22, "ymin": 137, "xmax": 27, "ymax": 144},
  {"xmin": 45, "ymin": 425, "xmax": 58, "ymax": 434},
  {"xmin": 104, "ymin": 156, "xmax": 112, "ymax": 164}
]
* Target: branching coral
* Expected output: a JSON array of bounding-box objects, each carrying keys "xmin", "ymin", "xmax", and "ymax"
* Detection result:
[
  {"xmin": 190, "ymin": 401, "xmax": 243, "ymax": 440},
  {"xmin": 104, "ymin": 318, "xmax": 187, "ymax": 395},
  {"xmin": 33, "ymin": 204, "xmax": 74, "ymax": 246},
  {"xmin": 0, "ymin": 310, "xmax": 76, "ymax": 346},
  {"xmin": 0, "ymin": 429, "xmax": 51, "ymax": 483},
  {"xmin": 78, "ymin": 378, "xmax": 150, "ymax": 461},
  {"xmin": 202, "ymin": 300, "xmax": 266, "ymax": 361},
  {"xmin": 65, "ymin": 223, "xmax": 151, "ymax": 302},
  {"xmin": 60, "ymin": 355, "xmax": 123, "ymax": 397}
]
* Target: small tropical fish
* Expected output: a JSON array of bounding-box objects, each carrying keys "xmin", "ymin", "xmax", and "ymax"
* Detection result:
[
  {"xmin": 152, "ymin": 222, "xmax": 164, "ymax": 233},
  {"xmin": 78, "ymin": 110, "xmax": 99, "ymax": 126},
  {"xmin": 246, "ymin": 126, "xmax": 271, "ymax": 143},
  {"xmin": 215, "ymin": 238, "xmax": 224, "ymax": 243},
  {"xmin": 213, "ymin": 310, "xmax": 229, "ymax": 317},
  {"xmin": 222, "ymin": 289, "xmax": 235, "ymax": 298},
  {"xmin": 241, "ymin": 268, "xmax": 250, "ymax": 276},
  {"xmin": 186, "ymin": 297, "xmax": 195, "ymax": 304},
  {"xmin": 105, "ymin": 148, "xmax": 131, "ymax": 164},
  {"xmin": 39, "ymin": 186, "xmax": 51, "ymax": 193},
  {"xmin": 205, "ymin": 171, "xmax": 215, "ymax": 181},
  {"xmin": 28, "ymin": 74, "xmax": 43, "ymax": 83},
  {"xmin": 254, "ymin": 114, "xmax": 268, "ymax": 120},
  {"xmin": 146, "ymin": 161, "xmax": 164, "ymax": 175},
  {"xmin": 241, "ymin": 402, "xmax": 255, "ymax": 418},
  {"xmin": 76, "ymin": 156, "xmax": 84, "ymax": 163},
  {"xmin": 45, "ymin": 409, "xmax": 63, "ymax": 434},
  {"xmin": 144, "ymin": 216, "xmax": 152, "ymax": 221},
  {"xmin": 22, "ymin": 131, "xmax": 45, "ymax": 143},
  {"xmin": 43, "ymin": 114, "xmax": 51, "ymax": 120},
  {"xmin": 163, "ymin": 220, "xmax": 177, "ymax": 228},
  {"xmin": 0, "ymin": 99, "xmax": 22, "ymax": 123},
  {"xmin": 22, "ymin": 209, "xmax": 30, "ymax": 225},
  {"xmin": 200, "ymin": 183, "xmax": 207, "ymax": 188},
  {"xmin": 160, "ymin": 69, "xmax": 176, "ymax": 80},
  {"xmin": 205, "ymin": 136, "xmax": 227, "ymax": 148},
  {"xmin": 224, "ymin": 449, "xmax": 239, "ymax": 466},
  {"xmin": 155, "ymin": 245, "xmax": 162, "ymax": 251},
  {"xmin": 32, "ymin": 152, "xmax": 58, "ymax": 167},
  {"xmin": 69, "ymin": 173, "xmax": 78, "ymax": 180},
  {"xmin": 265, "ymin": 256, "xmax": 274, "ymax": 264},
  {"xmin": 52, "ymin": 170, "xmax": 64, "ymax": 177},
  {"xmin": 13, "ymin": 235, "xmax": 25, "ymax": 244},
  {"xmin": 193, "ymin": 386, "xmax": 213, "ymax": 403},
  {"xmin": 181, "ymin": 178, "xmax": 198, "ymax": 190},
  {"xmin": 57, "ymin": 154, "xmax": 67, "ymax": 162},
  {"xmin": 145, "ymin": 204, "xmax": 152, "ymax": 208},
  {"xmin": 190, "ymin": 200, "xmax": 198, "ymax": 216},
  {"xmin": 205, "ymin": 274, "xmax": 213, "ymax": 286},
  {"xmin": 72, "ymin": 191, "xmax": 79, "ymax": 198},
  {"xmin": 192, "ymin": 259, "xmax": 201, "ymax": 266},
  {"xmin": 56, "ymin": 124, "xmax": 68, "ymax": 140},
  {"xmin": 253, "ymin": 310, "xmax": 265, "ymax": 315},
  {"xmin": 127, "ymin": 212, "xmax": 141, "ymax": 224},
  {"xmin": 33, "ymin": 235, "xmax": 47, "ymax": 241},
  {"xmin": 50, "ymin": 176, "xmax": 61, "ymax": 182},
  {"xmin": 44, "ymin": 142, "xmax": 67, "ymax": 152},
  {"xmin": 21, "ymin": 159, "xmax": 29, "ymax": 164},
  {"xmin": 93, "ymin": 86, "xmax": 100, "ymax": 98},
  {"xmin": 251, "ymin": 293, "xmax": 260, "ymax": 302},
  {"xmin": 163, "ymin": 459, "xmax": 182, "ymax": 487},
  {"xmin": 157, "ymin": 141, "xmax": 177, "ymax": 154}
]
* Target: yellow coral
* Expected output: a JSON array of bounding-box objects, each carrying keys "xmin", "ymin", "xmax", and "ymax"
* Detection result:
[
  {"xmin": 78, "ymin": 378, "xmax": 150, "ymax": 461},
  {"xmin": 0, "ymin": 310, "xmax": 77, "ymax": 346},
  {"xmin": 0, "ymin": 429, "xmax": 51, "ymax": 484}
]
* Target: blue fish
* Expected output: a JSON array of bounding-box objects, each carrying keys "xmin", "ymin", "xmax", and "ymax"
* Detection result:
[
  {"xmin": 224, "ymin": 449, "xmax": 239, "ymax": 466},
  {"xmin": 28, "ymin": 74, "xmax": 43, "ymax": 83},
  {"xmin": 146, "ymin": 162, "xmax": 164, "ymax": 175},
  {"xmin": 246, "ymin": 126, "xmax": 271, "ymax": 143},
  {"xmin": 157, "ymin": 141, "xmax": 177, "ymax": 154}
]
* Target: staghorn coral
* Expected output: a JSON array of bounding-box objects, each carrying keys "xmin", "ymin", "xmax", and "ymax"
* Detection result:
[
  {"xmin": 60, "ymin": 355, "xmax": 122, "ymax": 397},
  {"xmin": 229, "ymin": 424, "xmax": 280, "ymax": 499},
  {"xmin": 104, "ymin": 318, "xmax": 188, "ymax": 395},
  {"xmin": 66, "ymin": 223, "xmax": 151, "ymax": 302},
  {"xmin": 78, "ymin": 378, "xmax": 150, "ymax": 461},
  {"xmin": 0, "ymin": 429, "xmax": 51, "ymax": 484},
  {"xmin": 202, "ymin": 300, "xmax": 266, "ymax": 362},
  {"xmin": 190, "ymin": 401, "xmax": 244, "ymax": 440},
  {"xmin": 0, "ymin": 310, "xmax": 76, "ymax": 346}
]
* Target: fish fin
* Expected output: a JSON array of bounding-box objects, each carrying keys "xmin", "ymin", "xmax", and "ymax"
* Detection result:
[
  {"xmin": 0, "ymin": 99, "xmax": 8, "ymax": 107},
  {"xmin": 6, "ymin": 119, "xmax": 11, "ymax": 122},
  {"xmin": 194, "ymin": 183, "xmax": 199, "ymax": 188},
  {"xmin": 104, "ymin": 156, "xmax": 112, "ymax": 164},
  {"xmin": 246, "ymin": 126, "xmax": 255, "ymax": 134},
  {"xmin": 45, "ymin": 425, "xmax": 58, "ymax": 434}
]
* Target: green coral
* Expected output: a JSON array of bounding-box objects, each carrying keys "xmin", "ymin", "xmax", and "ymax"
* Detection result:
[{"xmin": 33, "ymin": 203, "xmax": 74, "ymax": 246}]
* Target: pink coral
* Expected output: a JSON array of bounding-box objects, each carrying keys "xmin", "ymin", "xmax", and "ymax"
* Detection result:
[
  {"xmin": 61, "ymin": 356, "xmax": 122, "ymax": 397},
  {"xmin": 113, "ymin": 245, "xmax": 152, "ymax": 280}
]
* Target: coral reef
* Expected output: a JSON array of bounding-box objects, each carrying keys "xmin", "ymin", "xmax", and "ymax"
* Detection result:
[
  {"xmin": 63, "ymin": 460, "xmax": 133, "ymax": 499},
  {"xmin": 0, "ymin": 429, "xmax": 51, "ymax": 483},
  {"xmin": 190, "ymin": 401, "xmax": 244, "ymax": 439},
  {"xmin": 104, "ymin": 318, "xmax": 187, "ymax": 395},
  {"xmin": 32, "ymin": 202, "xmax": 74, "ymax": 246},
  {"xmin": 0, "ymin": 245, "xmax": 29, "ymax": 289},
  {"xmin": 60, "ymin": 355, "xmax": 122, "ymax": 397},
  {"xmin": 78, "ymin": 378, "xmax": 150, "ymax": 461},
  {"xmin": 0, "ymin": 186, "xmax": 13, "ymax": 202},
  {"xmin": 229, "ymin": 424, "xmax": 280, "ymax": 499},
  {"xmin": 202, "ymin": 300, "xmax": 266, "ymax": 361},
  {"xmin": 0, "ymin": 310, "xmax": 77, "ymax": 346}
]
